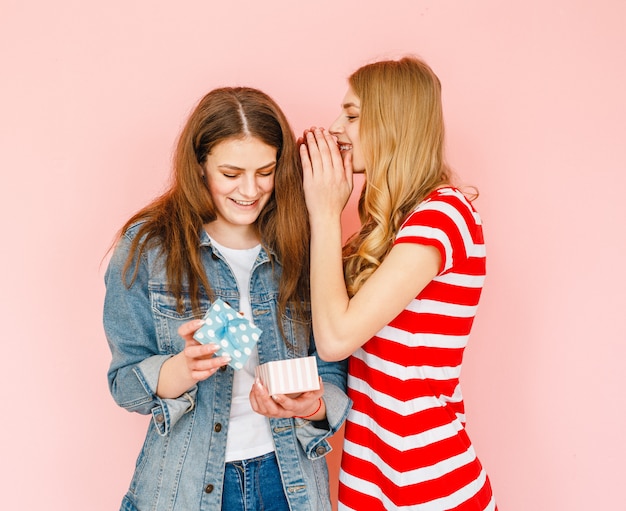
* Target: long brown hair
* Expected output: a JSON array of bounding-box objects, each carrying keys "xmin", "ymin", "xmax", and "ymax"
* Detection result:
[
  {"xmin": 118, "ymin": 87, "xmax": 309, "ymax": 321},
  {"xmin": 343, "ymin": 56, "xmax": 451, "ymax": 295}
]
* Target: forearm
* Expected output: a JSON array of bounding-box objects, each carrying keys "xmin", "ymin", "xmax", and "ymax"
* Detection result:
[
  {"xmin": 302, "ymin": 126, "xmax": 358, "ymax": 360},
  {"xmin": 309, "ymin": 215, "xmax": 352, "ymax": 361}
]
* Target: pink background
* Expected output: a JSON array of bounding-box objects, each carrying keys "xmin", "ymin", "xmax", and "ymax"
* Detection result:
[{"xmin": 2, "ymin": 1, "xmax": 625, "ymax": 509}]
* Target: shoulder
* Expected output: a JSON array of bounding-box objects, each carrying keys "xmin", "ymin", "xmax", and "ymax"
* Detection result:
[
  {"xmin": 399, "ymin": 187, "xmax": 481, "ymax": 234},
  {"xmin": 120, "ymin": 220, "xmax": 147, "ymax": 242},
  {"xmin": 111, "ymin": 220, "xmax": 163, "ymax": 265},
  {"xmin": 395, "ymin": 187, "xmax": 484, "ymax": 271}
]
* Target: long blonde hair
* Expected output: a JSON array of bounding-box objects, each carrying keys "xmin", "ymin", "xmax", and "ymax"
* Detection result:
[{"xmin": 343, "ymin": 56, "xmax": 451, "ymax": 295}]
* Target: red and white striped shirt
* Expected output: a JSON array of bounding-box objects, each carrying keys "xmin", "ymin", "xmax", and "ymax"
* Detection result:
[{"xmin": 339, "ymin": 187, "xmax": 497, "ymax": 511}]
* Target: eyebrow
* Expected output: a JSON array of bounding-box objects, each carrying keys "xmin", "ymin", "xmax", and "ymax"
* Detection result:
[
  {"xmin": 342, "ymin": 102, "xmax": 361, "ymax": 109},
  {"xmin": 217, "ymin": 161, "xmax": 276, "ymax": 171}
]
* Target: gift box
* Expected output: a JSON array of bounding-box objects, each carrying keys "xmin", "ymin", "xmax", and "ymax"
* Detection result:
[
  {"xmin": 255, "ymin": 356, "xmax": 320, "ymax": 396},
  {"xmin": 193, "ymin": 298, "xmax": 262, "ymax": 370}
]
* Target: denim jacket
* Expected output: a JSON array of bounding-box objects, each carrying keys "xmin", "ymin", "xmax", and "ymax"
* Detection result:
[{"xmin": 104, "ymin": 223, "xmax": 351, "ymax": 511}]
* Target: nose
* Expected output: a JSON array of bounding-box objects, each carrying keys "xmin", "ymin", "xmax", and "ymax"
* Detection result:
[
  {"xmin": 329, "ymin": 114, "xmax": 344, "ymax": 136},
  {"xmin": 238, "ymin": 173, "xmax": 259, "ymax": 197}
]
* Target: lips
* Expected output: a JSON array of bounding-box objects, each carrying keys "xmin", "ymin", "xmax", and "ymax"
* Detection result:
[{"xmin": 231, "ymin": 199, "xmax": 257, "ymax": 206}]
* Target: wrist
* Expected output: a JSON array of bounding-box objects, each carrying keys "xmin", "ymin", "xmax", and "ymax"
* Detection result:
[{"xmin": 294, "ymin": 397, "xmax": 323, "ymax": 420}]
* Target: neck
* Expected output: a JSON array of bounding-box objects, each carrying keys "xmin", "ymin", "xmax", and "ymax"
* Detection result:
[{"xmin": 204, "ymin": 222, "xmax": 260, "ymax": 249}]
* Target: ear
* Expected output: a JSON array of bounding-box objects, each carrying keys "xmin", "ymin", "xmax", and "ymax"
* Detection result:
[{"xmin": 199, "ymin": 172, "xmax": 208, "ymax": 189}]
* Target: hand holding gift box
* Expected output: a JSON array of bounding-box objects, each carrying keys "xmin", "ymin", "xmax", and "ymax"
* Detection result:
[
  {"xmin": 193, "ymin": 298, "xmax": 262, "ymax": 370},
  {"xmin": 255, "ymin": 356, "xmax": 320, "ymax": 397}
]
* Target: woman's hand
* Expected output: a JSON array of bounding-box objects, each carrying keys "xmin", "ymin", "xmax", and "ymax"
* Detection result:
[
  {"xmin": 249, "ymin": 377, "xmax": 326, "ymax": 421},
  {"xmin": 156, "ymin": 319, "xmax": 231, "ymax": 399},
  {"xmin": 176, "ymin": 319, "xmax": 231, "ymax": 381},
  {"xmin": 300, "ymin": 127, "xmax": 353, "ymax": 222}
]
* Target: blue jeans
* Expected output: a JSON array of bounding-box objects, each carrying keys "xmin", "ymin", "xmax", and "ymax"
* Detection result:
[{"xmin": 222, "ymin": 451, "xmax": 290, "ymax": 511}]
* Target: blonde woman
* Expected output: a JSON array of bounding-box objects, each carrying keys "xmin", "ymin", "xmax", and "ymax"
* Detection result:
[{"xmin": 300, "ymin": 57, "xmax": 497, "ymax": 510}]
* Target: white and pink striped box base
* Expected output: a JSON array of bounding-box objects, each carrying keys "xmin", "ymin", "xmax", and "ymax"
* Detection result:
[{"xmin": 255, "ymin": 356, "xmax": 320, "ymax": 396}]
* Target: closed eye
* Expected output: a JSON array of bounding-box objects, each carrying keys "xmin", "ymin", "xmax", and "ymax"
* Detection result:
[{"xmin": 219, "ymin": 162, "xmax": 276, "ymax": 178}]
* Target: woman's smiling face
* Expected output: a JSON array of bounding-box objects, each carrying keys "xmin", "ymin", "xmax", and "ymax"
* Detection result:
[
  {"xmin": 329, "ymin": 86, "xmax": 365, "ymax": 173},
  {"xmin": 204, "ymin": 136, "xmax": 276, "ymax": 235}
]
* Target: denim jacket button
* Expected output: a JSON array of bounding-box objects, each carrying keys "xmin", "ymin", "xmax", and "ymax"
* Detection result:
[
  {"xmin": 205, "ymin": 484, "xmax": 214, "ymax": 493},
  {"xmin": 315, "ymin": 446, "xmax": 327, "ymax": 456},
  {"xmin": 155, "ymin": 414, "xmax": 164, "ymax": 423},
  {"xmin": 214, "ymin": 423, "xmax": 222, "ymax": 432}
]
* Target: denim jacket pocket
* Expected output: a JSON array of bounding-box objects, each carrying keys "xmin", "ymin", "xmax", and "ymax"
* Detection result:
[{"xmin": 150, "ymin": 284, "xmax": 211, "ymax": 354}]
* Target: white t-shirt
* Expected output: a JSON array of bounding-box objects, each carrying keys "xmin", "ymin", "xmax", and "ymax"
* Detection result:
[{"xmin": 209, "ymin": 237, "xmax": 275, "ymax": 462}]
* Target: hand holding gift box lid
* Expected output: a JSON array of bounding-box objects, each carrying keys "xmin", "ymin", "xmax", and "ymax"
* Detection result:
[
  {"xmin": 193, "ymin": 298, "xmax": 262, "ymax": 370},
  {"xmin": 255, "ymin": 356, "xmax": 320, "ymax": 396}
]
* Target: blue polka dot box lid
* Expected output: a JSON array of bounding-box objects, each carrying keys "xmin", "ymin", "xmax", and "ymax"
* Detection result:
[{"xmin": 192, "ymin": 298, "xmax": 262, "ymax": 370}]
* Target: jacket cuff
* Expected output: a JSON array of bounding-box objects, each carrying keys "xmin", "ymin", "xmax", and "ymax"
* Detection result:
[
  {"xmin": 150, "ymin": 391, "xmax": 196, "ymax": 436},
  {"xmin": 294, "ymin": 382, "xmax": 351, "ymax": 459},
  {"xmin": 133, "ymin": 355, "xmax": 197, "ymax": 436}
]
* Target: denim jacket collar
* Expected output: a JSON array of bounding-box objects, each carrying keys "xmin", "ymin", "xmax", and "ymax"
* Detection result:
[{"xmin": 199, "ymin": 228, "xmax": 280, "ymax": 265}]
